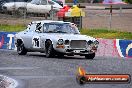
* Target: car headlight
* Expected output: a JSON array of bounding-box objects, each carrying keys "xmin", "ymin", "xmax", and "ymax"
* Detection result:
[
  {"xmin": 93, "ymin": 40, "xmax": 99, "ymax": 48},
  {"xmin": 87, "ymin": 40, "xmax": 93, "ymax": 45},
  {"xmin": 87, "ymin": 40, "xmax": 99, "ymax": 48},
  {"xmin": 57, "ymin": 39, "xmax": 64, "ymax": 45},
  {"xmin": 94, "ymin": 40, "xmax": 99, "ymax": 45}
]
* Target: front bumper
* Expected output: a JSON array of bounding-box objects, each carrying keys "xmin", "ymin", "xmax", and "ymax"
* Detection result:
[
  {"xmin": 65, "ymin": 49, "xmax": 97, "ymax": 55},
  {"xmin": 55, "ymin": 47, "xmax": 97, "ymax": 55},
  {"xmin": 55, "ymin": 40, "xmax": 99, "ymax": 55}
]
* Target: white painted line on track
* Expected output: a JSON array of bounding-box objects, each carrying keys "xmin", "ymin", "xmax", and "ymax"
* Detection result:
[{"xmin": 11, "ymin": 75, "xmax": 75, "ymax": 79}]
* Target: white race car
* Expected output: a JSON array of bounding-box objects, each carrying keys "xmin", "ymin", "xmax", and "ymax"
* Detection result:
[
  {"xmin": 2, "ymin": 0, "xmax": 62, "ymax": 14},
  {"xmin": 15, "ymin": 20, "xmax": 99, "ymax": 59}
]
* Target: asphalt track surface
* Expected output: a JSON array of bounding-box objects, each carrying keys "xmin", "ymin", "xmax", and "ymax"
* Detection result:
[{"xmin": 0, "ymin": 50, "xmax": 132, "ymax": 88}]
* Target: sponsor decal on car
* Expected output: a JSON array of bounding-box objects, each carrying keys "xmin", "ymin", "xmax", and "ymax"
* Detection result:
[{"xmin": 32, "ymin": 36, "xmax": 41, "ymax": 48}]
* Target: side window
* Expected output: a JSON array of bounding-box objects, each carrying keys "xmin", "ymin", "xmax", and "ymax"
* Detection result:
[
  {"xmin": 32, "ymin": 0, "xmax": 40, "ymax": 5},
  {"xmin": 48, "ymin": 1, "xmax": 54, "ymax": 5},
  {"xmin": 41, "ymin": 0, "xmax": 47, "ymax": 5}
]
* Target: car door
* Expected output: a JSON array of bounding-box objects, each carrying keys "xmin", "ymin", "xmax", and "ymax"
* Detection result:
[
  {"xmin": 26, "ymin": 3, "xmax": 38, "ymax": 13},
  {"xmin": 27, "ymin": 0, "xmax": 51, "ymax": 14},
  {"xmin": 32, "ymin": 22, "xmax": 44, "ymax": 51},
  {"xmin": 37, "ymin": 0, "xmax": 51, "ymax": 13},
  {"xmin": 21, "ymin": 23, "xmax": 36, "ymax": 49}
]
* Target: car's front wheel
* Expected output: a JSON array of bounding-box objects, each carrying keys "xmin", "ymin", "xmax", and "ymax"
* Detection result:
[
  {"xmin": 85, "ymin": 53, "xmax": 95, "ymax": 59},
  {"xmin": 45, "ymin": 41, "xmax": 55, "ymax": 58},
  {"xmin": 17, "ymin": 43, "xmax": 27, "ymax": 55},
  {"xmin": 57, "ymin": 52, "xmax": 64, "ymax": 58}
]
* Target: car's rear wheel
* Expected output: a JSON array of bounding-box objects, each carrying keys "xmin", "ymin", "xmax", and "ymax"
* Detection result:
[
  {"xmin": 85, "ymin": 53, "xmax": 95, "ymax": 59},
  {"xmin": 18, "ymin": 8, "xmax": 27, "ymax": 16},
  {"xmin": 17, "ymin": 43, "xmax": 27, "ymax": 55},
  {"xmin": 45, "ymin": 41, "xmax": 55, "ymax": 58},
  {"xmin": 2, "ymin": 7, "xmax": 7, "ymax": 14}
]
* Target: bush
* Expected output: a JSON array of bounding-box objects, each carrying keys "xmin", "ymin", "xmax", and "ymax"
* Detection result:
[{"xmin": 124, "ymin": 0, "xmax": 132, "ymax": 4}]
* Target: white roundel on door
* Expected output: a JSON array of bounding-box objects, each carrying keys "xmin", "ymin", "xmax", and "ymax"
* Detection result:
[{"xmin": 32, "ymin": 36, "xmax": 41, "ymax": 48}]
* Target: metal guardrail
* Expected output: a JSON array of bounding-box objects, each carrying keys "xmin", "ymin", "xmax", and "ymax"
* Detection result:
[{"xmin": 66, "ymin": 3, "xmax": 132, "ymax": 9}]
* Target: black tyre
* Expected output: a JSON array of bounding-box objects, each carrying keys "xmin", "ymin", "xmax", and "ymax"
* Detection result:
[
  {"xmin": 57, "ymin": 52, "xmax": 64, "ymax": 58},
  {"xmin": 17, "ymin": 43, "xmax": 27, "ymax": 55},
  {"xmin": 85, "ymin": 53, "xmax": 95, "ymax": 59},
  {"xmin": 2, "ymin": 7, "xmax": 8, "ymax": 14},
  {"xmin": 45, "ymin": 41, "xmax": 55, "ymax": 58},
  {"xmin": 18, "ymin": 8, "xmax": 27, "ymax": 16}
]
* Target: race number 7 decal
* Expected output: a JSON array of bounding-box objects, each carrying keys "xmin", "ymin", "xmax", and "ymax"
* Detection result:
[{"xmin": 32, "ymin": 36, "xmax": 41, "ymax": 48}]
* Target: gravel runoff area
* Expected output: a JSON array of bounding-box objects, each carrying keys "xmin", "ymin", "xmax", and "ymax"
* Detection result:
[
  {"xmin": 0, "ymin": 9, "xmax": 132, "ymax": 32},
  {"xmin": 0, "ymin": 50, "xmax": 132, "ymax": 88}
]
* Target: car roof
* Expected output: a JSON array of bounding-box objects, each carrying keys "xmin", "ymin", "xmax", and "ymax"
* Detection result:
[{"xmin": 31, "ymin": 20, "xmax": 71, "ymax": 24}]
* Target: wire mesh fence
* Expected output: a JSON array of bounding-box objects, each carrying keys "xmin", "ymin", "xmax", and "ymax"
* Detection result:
[
  {"xmin": 82, "ymin": 9, "xmax": 132, "ymax": 32},
  {"xmin": 0, "ymin": 3, "xmax": 132, "ymax": 32}
]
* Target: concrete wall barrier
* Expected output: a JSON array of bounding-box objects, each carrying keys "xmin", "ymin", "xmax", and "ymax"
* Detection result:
[
  {"xmin": 116, "ymin": 39, "xmax": 132, "ymax": 58},
  {"xmin": 96, "ymin": 38, "xmax": 119, "ymax": 57},
  {"xmin": 97, "ymin": 38, "xmax": 132, "ymax": 58},
  {"xmin": 0, "ymin": 32, "xmax": 16, "ymax": 50},
  {"xmin": 0, "ymin": 32, "xmax": 132, "ymax": 58}
]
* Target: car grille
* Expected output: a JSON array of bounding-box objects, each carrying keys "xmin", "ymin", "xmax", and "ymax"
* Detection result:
[{"xmin": 70, "ymin": 40, "xmax": 87, "ymax": 49}]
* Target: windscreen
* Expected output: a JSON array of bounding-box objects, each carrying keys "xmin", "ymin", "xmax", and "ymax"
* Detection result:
[{"xmin": 44, "ymin": 23, "xmax": 80, "ymax": 34}]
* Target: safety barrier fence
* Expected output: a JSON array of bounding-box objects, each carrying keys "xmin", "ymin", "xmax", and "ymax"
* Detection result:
[
  {"xmin": 0, "ymin": 8, "xmax": 132, "ymax": 32},
  {"xmin": 96, "ymin": 38, "xmax": 132, "ymax": 58},
  {"xmin": 0, "ymin": 32, "xmax": 131, "ymax": 58}
]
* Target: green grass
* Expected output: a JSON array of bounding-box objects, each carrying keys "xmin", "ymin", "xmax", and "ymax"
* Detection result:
[
  {"xmin": 0, "ymin": 24, "xmax": 132, "ymax": 40},
  {"xmin": 0, "ymin": 24, "xmax": 26, "ymax": 32},
  {"xmin": 80, "ymin": 28, "xmax": 132, "ymax": 40}
]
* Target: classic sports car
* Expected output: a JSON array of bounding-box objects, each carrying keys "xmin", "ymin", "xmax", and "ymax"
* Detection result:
[
  {"xmin": 15, "ymin": 20, "xmax": 99, "ymax": 59},
  {"xmin": 2, "ymin": 0, "xmax": 62, "ymax": 14}
]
